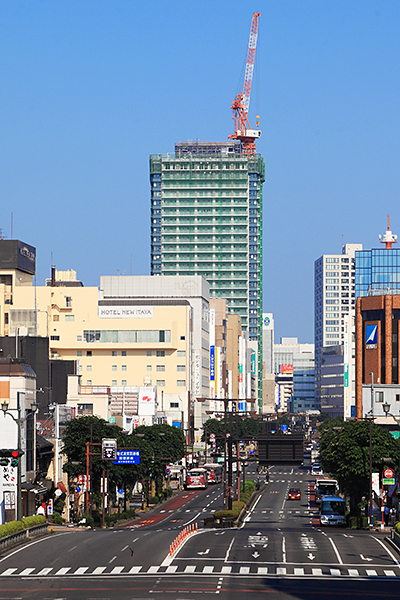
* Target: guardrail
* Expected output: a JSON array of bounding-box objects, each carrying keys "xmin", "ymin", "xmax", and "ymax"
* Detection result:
[{"xmin": 0, "ymin": 523, "xmax": 49, "ymax": 552}]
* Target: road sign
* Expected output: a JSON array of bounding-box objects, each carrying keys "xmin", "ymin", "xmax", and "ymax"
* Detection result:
[
  {"xmin": 383, "ymin": 478, "xmax": 395, "ymax": 485},
  {"xmin": 383, "ymin": 468, "xmax": 395, "ymax": 479},
  {"xmin": 102, "ymin": 438, "xmax": 117, "ymax": 460},
  {"xmin": 113, "ymin": 450, "xmax": 140, "ymax": 465}
]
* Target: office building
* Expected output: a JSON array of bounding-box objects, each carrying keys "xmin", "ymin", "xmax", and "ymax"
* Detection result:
[
  {"xmin": 314, "ymin": 243, "xmax": 362, "ymax": 409},
  {"xmin": 150, "ymin": 140, "xmax": 265, "ymax": 408},
  {"xmin": 274, "ymin": 337, "xmax": 316, "ymax": 413},
  {"xmin": 262, "ymin": 313, "xmax": 274, "ymax": 374},
  {"xmin": 355, "ymin": 218, "xmax": 400, "ymax": 419}
]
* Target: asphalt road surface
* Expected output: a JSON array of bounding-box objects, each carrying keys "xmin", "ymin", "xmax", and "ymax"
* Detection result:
[{"xmin": 0, "ymin": 463, "xmax": 399, "ymax": 599}]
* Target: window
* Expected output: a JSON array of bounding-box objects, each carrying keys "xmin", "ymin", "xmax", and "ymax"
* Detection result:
[
  {"xmin": 180, "ymin": 336, "xmax": 185, "ymax": 341},
  {"xmin": 156, "ymin": 350, "xmax": 165, "ymax": 357},
  {"xmin": 170, "ymin": 402, "xmax": 179, "ymax": 408},
  {"xmin": 86, "ymin": 350, "xmax": 92, "ymax": 357},
  {"xmin": 375, "ymin": 391, "xmax": 384, "ymax": 403},
  {"xmin": 156, "ymin": 365, "xmax": 165, "ymax": 372},
  {"xmin": 50, "ymin": 335, "xmax": 60, "ymax": 341},
  {"xmin": 122, "ymin": 351, "xmax": 127, "ymax": 357},
  {"xmin": 121, "ymin": 380, "xmax": 127, "ymax": 386},
  {"xmin": 65, "ymin": 315, "xmax": 74, "ymax": 322},
  {"xmin": 177, "ymin": 365, "xmax": 186, "ymax": 372},
  {"xmin": 156, "ymin": 380, "xmax": 165, "ymax": 387},
  {"xmin": 112, "ymin": 350, "xmax": 117, "ymax": 357},
  {"xmin": 177, "ymin": 350, "xmax": 186, "ymax": 357},
  {"xmin": 77, "ymin": 351, "xmax": 82, "ymax": 357},
  {"xmin": 53, "ymin": 315, "xmax": 59, "ymax": 322},
  {"xmin": 396, "ymin": 395, "xmax": 400, "ymax": 402},
  {"xmin": 112, "ymin": 380, "xmax": 117, "ymax": 386},
  {"xmin": 77, "ymin": 335, "xmax": 82, "ymax": 342},
  {"xmin": 122, "ymin": 365, "xmax": 127, "ymax": 371},
  {"xmin": 78, "ymin": 403, "xmax": 93, "ymax": 415},
  {"xmin": 177, "ymin": 380, "xmax": 186, "ymax": 387},
  {"xmin": 112, "ymin": 365, "xmax": 117, "ymax": 371},
  {"xmin": 147, "ymin": 365, "xmax": 152, "ymax": 371},
  {"xmin": 147, "ymin": 350, "xmax": 152, "ymax": 356},
  {"xmin": 87, "ymin": 365, "xmax": 92, "ymax": 371},
  {"xmin": 66, "ymin": 297, "xmax": 72, "ymax": 307}
]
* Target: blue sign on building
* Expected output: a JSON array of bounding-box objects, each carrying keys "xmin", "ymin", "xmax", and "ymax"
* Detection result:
[
  {"xmin": 210, "ymin": 346, "xmax": 215, "ymax": 381},
  {"xmin": 113, "ymin": 450, "xmax": 140, "ymax": 465},
  {"xmin": 366, "ymin": 324, "xmax": 378, "ymax": 346}
]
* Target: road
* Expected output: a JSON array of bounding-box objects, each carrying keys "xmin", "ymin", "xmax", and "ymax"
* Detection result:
[{"xmin": 0, "ymin": 463, "xmax": 399, "ymax": 599}]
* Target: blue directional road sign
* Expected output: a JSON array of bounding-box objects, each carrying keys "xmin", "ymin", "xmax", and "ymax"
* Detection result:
[{"xmin": 113, "ymin": 450, "xmax": 140, "ymax": 465}]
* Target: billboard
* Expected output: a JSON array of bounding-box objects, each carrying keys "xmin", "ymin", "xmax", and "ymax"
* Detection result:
[
  {"xmin": 138, "ymin": 387, "xmax": 156, "ymax": 417},
  {"xmin": 280, "ymin": 364, "xmax": 293, "ymax": 374},
  {"xmin": 0, "ymin": 240, "xmax": 36, "ymax": 275}
]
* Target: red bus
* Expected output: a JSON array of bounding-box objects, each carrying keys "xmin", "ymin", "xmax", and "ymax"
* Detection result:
[
  {"xmin": 186, "ymin": 467, "xmax": 208, "ymax": 489},
  {"xmin": 202, "ymin": 463, "xmax": 223, "ymax": 484}
]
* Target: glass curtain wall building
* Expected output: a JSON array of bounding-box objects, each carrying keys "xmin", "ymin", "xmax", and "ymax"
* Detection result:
[
  {"xmin": 355, "ymin": 249, "xmax": 400, "ymax": 298},
  {"xmin": 150, "ymin": 141, "xmax": 265, "ymax": 406}
]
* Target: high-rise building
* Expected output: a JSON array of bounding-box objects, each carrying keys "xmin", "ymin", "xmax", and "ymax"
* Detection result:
[
  {"xmin": 314, "ymin": 243, "xmax": 362, "ymax": 409},
  {"xmin": 355, "ymin": 218, "xmax": 400, "ymax": 419},
  {"xmin": 150, "ymin": 140, "xmax": 265, "ymax": 407},
  {"xmin": 262, "ymin": 313, "xmax": 274, "ymax": 374},
  {"xmin": 274, "ymin": 337, "xmax": 316, "ymax": 413}
]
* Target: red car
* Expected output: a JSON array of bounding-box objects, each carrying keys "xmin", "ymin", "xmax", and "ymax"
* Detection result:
[{"xmin": 288, "ymin": 487, "xmax": 301, "ymax": 500}]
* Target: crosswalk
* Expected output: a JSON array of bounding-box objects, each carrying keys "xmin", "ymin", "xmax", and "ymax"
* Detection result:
[{"xmin": 1, "ymin": 565, "xmax": 398, "ymax": 578}]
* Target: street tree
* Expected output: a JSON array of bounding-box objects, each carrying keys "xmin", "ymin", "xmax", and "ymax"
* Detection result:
[{"xmin": 319, "ymin": 418, "xmax": 399, "ymax": 514}]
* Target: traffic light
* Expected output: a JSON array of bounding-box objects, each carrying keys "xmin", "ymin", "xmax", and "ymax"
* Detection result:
[
  {"xmin": 11, "ymin": 449, "xmax": 24, "ymax": 467},
  {"xmin": 0, "ymin": 449, "xmax": 13, "ymax": 467}
]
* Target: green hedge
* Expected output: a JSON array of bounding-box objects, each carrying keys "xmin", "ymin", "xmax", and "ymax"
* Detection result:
[
  {"xmin": 214, "ymin": 509, "xmax": 240, "ymax": 520},
  {"xmin": 0, "ymin": 515, "xmax": 46, "ymax": 539},
  {"xmin": 394, "ymin": 521, "xmax": 400, "ymax": 534}
]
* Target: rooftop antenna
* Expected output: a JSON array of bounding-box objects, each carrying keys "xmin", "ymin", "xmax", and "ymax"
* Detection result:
[
  {"xmin": 378, "ymin": 215, "xmax": 397, "ymax": 249},
  {"xmin": 11, "ymin": 212, "xmax": 13, "ymax": 240}
]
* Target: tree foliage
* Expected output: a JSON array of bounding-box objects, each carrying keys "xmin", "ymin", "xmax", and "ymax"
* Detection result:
[
  {"xmin": 62, "ymin": 417, "xmax": 185, "ymax": 499},
  {"xmin": 202, "ymin": 417, "xmax": 265, "ymax": 451},
  {"xmin": 319, "ymin": 418, "xmax": 399, "ymax": 513}
]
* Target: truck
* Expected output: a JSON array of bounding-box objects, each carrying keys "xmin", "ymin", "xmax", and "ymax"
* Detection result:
[
  {"xmin": 315, "ymin": 478, "xmax": 338, "ymax": 504},
  {"xmin": 319, "ymin": 496, "xmax": 345, "ymax": 527}
]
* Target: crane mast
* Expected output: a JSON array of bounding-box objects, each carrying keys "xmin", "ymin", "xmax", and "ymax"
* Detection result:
[{"xmin": 228, "ymin": 12, "xmax": 261, "ymax": 155}]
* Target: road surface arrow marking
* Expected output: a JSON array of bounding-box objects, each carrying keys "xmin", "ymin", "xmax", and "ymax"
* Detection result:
[
  {"xmin": 308, "ymin": 554, "xmax": 316, "ymax": 560},
  {"xmin": 252, "ymin": 552, "xmax": 260, "ymax": 559},
  {"xmin": 197, "ymin": 549, "xmax": 210, "ymax": 555},
  {"xmin": 360, "ymin": 554, "xmax": 373, "ymax": 561}
]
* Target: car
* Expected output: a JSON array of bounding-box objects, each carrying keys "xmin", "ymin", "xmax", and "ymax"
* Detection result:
[
  {"xmin": 288, "ymin": 487, "xmax": 301, "ymax": 500},
  {"xmin": 312, "ymin": 463, "xmax": 323, "ymax": 475}
]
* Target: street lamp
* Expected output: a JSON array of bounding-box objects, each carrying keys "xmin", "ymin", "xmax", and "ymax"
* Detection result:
[
  {"xmin": 1, "ymin": 393, "xmax": 38, "ymax": 521},
  {"xmin": 369, "ymin": 372, "xmax": 374, "ymax": 418}
]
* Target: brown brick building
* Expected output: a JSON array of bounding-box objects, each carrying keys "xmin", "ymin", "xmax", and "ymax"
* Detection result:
[{"xmin": 356, "ymin": 294, "xmax": 400, "ymax": 418}]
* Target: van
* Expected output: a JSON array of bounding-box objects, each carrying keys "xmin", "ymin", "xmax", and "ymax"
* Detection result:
[{"xmin": 319, "ymin": 496, "xmax": 345, "ymax": 527}]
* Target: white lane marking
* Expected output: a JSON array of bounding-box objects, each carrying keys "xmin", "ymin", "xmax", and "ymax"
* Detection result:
[
  {"xmin": 330, "ymin": 568, "xmax": 341, "ymax": 576},
  {"xmin": 20, "ymin": 568, "xmax": 35, "ymax": 576},
  {"xmin": 282, "ymin": 536, "xmax": 286, "ymax": 563},
  {"xmin": 74, "ymin": 567, "xmax": 88, "ymax": 575},
  {"xmin": 132, "ymin": 537, "xmax": 139, "ymax": 543},
  {"xmin": 242, "ymin": 494, "xmax": 262, "ymax": 525},
  {"xmin": 294, "ymin": 568, "xmax": 304, "ymax": 575},
  {"xmin": 129, "ymin": 566, "xmax": 142, "ymax": 573},
  {"xmin": 1, "ymin": 568, "xmax": 17, "ymax": 576},
  {"xmin": 384, "ymin": 570, "xmax": 396, "ymax": 576},
  {"xmin": 185, "ymin": 565, "xmax": 196, "ymax": 573},
  {"xmin": 371, "ymin": 535, "xmax": 400, "ymax": 566},
  {"xmin": 225, "ymin": 537, "xmax": 235, "ymax": 562},
  {"xmin": 239, "ymin": 566, "xmax": 250, "ymax": 574},
  {"xmin": 183, "ymin": 512, "xmax": 201, "ymax": 526},
  {"xmin": 55, "ymin": 567, "xmax": 70, "ymax": 575},
  {"xmin": 37, "ymin": 568, "xmax": 53, "ymax": 576},
  {"xmin": 348, "ymin": 569, "xmax": 359, "ymax": 577},
  {"xmin": 366, "ymin": 569, "xmax": 378, "ymax": 577},
  {"xmin": 328, "ymin": 537, "xmax": 343, "ymax": 565},
  {"xmin": 110, "ymin": 566, "xmax": 124, "ymax": 574},
  {"xmin": 166, "ymin": 565, "xmax": 178, "ymax": 573},
  {"xmin": 109, "ymin": 556, "xmax": 117, "ymax": 564},
  {"xmin": 67, "ymin": 545, "xmax": 77, "ymax": 553},
  {"xmin": 276, "ymin": 567, "xmax": 286, "ymax": 575},
  {"xmin": 92, "ymin": 567, "xmax": 106, "ymax": 574},
  {"xmin": 147, "ymin": 566, "xmax": 160, "ymax": 573},
  {"xmin": 221, "ymin": 566, "xmax": 231, "ymax": 573},
  {"xmin": 258, "ymin": 567, "xmax": 268, "ymax": 574},
  {"xmin": 312, "ymin": 568, "xmax": 323, "ymax": 576},
  {"xmin": 121, "ymin": 545, "xmax": 129, "ymax": 552}
]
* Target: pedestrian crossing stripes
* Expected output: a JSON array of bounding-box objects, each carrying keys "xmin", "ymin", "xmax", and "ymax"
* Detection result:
[{"xmin": 2, "ymin": 565, "xmax": 399, "ymax": 578}]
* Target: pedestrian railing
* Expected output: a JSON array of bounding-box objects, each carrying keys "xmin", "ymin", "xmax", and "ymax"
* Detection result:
[{"xmin": 0, "ymin": 523, "xmax": 49, "ymax": 552}]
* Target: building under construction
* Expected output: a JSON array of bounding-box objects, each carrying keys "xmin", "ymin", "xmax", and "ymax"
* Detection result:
[{"xmin": 149, "ymin": 13, "xmax": 265, "ymax": 407}]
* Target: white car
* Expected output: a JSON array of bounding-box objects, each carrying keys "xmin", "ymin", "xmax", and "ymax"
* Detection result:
[{"xmin": 312, "ymin": 463, "xmax": 323, "ymax": 475}]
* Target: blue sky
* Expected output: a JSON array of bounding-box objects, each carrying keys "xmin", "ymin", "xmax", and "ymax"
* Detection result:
[{"xmin": 1, "ymin": 1, "xmax": 400, "ymax": 344}]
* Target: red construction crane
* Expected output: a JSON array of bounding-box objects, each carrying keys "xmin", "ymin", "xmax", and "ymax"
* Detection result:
[{"xmin": 228, "ymin": 12, "xmax": 261, "ymax": 155}]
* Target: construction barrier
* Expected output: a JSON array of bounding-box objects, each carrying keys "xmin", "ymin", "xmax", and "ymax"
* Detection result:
[{"xmin": 169, "ymin": 522, "xmax": 198, "ymax": 556}]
